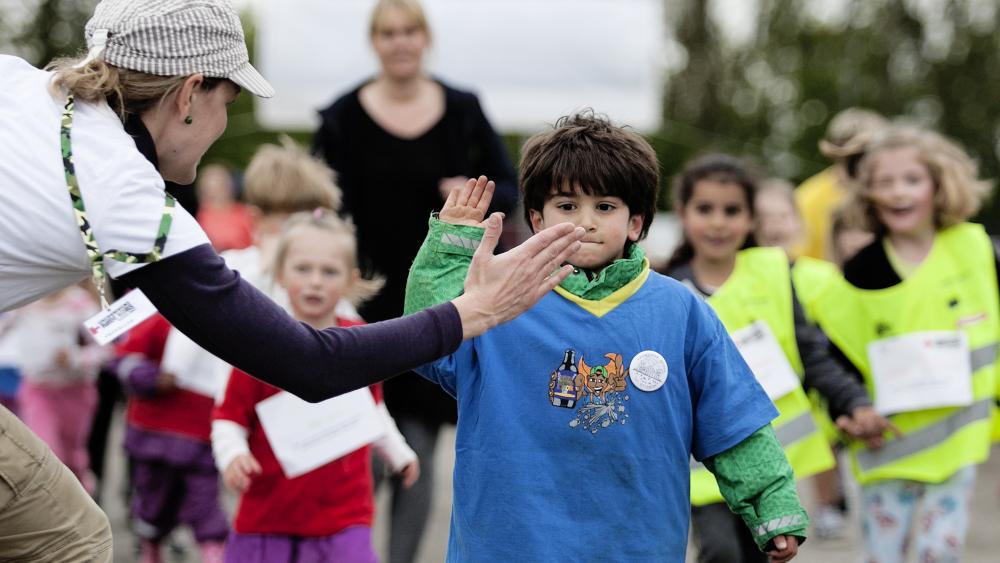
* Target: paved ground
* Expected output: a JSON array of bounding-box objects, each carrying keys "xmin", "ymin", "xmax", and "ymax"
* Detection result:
[{"xmin": 100, "ymin": 412, "xmax": 1000, "ymax": 562}]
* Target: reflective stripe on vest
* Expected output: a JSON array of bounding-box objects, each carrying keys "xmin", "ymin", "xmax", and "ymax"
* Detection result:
[
  {"xmin": 971, "ymin": 343, "xmax": 998, "ymax": 372},
  {"xmin": 690, "ymin": 409, "xmax": 819, "ymax": 472},
  {"xmin": 803, "ymin": 223, "xmax": 999, "ymax": 484},
  {"xmin": 856, "ymin": 398, "xmax": 992, "ymax": 472}
]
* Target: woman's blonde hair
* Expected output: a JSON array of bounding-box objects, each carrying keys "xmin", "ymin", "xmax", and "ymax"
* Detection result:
[
  {"xmin": 369, "ymin": 0, "xmax": 432, "ymax": 40},
  {"xmin": 847, "ymin": 126, "xmax": 992, "ymax": 233},
  {"xmin": 47, "ymin": 56, "xmax": 224, "ymax": 121},
  {"xmin": 244, "ymin": 136, "xmax": 342, "ymax": 215},
  {"xmin": 272, "ymin": 210, "xmax": 384, "ymax": 307}
]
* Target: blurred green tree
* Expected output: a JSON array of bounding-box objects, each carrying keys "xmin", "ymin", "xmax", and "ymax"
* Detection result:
[{"xmin": 660, "ymin": 0, "xmax": 998, "ymax": 226}]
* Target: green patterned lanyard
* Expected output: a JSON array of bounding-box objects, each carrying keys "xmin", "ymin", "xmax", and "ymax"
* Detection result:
[{"xmin": 60, "ymin": 96, "xmax": 176, "ymax": 308}]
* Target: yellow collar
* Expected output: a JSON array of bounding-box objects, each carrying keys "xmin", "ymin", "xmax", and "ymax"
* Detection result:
[{"xmin": 553, "ymin": 260, "xmax": 651, "ymax": 318}]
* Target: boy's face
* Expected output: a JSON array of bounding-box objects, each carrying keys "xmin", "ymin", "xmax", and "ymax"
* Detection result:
[{"xmin": 529, "ymin": 185, "xmax": 643, "ymax": 270}]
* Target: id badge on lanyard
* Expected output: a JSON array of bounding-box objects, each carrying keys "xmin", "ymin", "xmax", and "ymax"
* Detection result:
[
  {"xmin": 60, "ymin": 96, "xmax": 172, "ymax": 342},
  {"xmin": 731, "ymin": 320, "xmax": 802, "ymax": 400},
  {"xmin": 867, "ymin": 331, "xmax": 973, "ymax": 415}
]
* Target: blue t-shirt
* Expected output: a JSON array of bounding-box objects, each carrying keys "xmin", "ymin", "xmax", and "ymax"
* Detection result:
[{"xmin": 418, "ymin": 272, "xmax": 777, "ymax": 562}]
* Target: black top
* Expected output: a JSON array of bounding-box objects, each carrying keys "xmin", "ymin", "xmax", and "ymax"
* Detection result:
[
  {"xmin": 313, "ymin": 79, "xmax": 518, "ymax": 422},
  {"xmin": 841, "ymin": 238, "xmax": 903, "ymax": 290},
  {"xmin": 112, "ymin": 116, "xmax": 465, "ymax": 403}
]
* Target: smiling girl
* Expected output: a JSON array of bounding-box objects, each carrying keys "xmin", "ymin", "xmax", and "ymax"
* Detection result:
[
  {"xmin": 797, "ymin": 126, "xmax": 995, "ymax": 562},
  {"xmin": 212, "ymin": 211, "xmax": 418, "ymax": 563},
  {"xmin": 664, "ymin": 154, "xmax": 891, "ymax": 563}
]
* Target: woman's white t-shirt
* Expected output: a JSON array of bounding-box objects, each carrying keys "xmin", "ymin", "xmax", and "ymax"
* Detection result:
[{"xmin": 0, "ymin": 55, "xmax": 208, "ymax": 312}]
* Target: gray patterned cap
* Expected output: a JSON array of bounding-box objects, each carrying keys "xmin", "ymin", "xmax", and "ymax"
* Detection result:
[{"xmin": 83, "ymin": 0, "xmax": 274, "ymax": 98}]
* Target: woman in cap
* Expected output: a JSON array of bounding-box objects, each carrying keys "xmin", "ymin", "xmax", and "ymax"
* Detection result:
[{"xmin": 0, "ymin": 0, "xmax": 582, "ymax": 560}]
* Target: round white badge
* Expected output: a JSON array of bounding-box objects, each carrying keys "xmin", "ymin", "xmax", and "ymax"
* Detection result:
[{"xmin": 629, "ymin": 350, "xmax": 668, "ymax": 392}]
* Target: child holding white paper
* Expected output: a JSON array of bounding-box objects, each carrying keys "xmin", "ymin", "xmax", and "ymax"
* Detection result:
[
  {"xmin": 212, "ymin": 210, "xmax": 417, "ymax": 563},
  {"xmin": 796, "ymin": 126, "xmax": 996, "ymax": 563},
  {"xmin": 662, "ymin": 154, "xmax": 892, "ymax": 563},
  {"xmin": 111, "ymin": 312, "xmax": 230, "ymax": 563}
]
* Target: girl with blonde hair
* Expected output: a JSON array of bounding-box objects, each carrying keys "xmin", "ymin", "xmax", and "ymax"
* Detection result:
[
  {"xmin": 799, "ymin": 125, "xmax": 995, "ymax": 562},
  {"xmin": 215, "ymin": 211, "xmax": 418, "ymax": 563}
]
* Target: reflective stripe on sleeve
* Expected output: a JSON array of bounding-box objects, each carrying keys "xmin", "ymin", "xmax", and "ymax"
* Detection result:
[
  {"xmin": 440, "ymin": 233, "xmax": 480, "ymax": 251},
  {"xmin": 755, "ymin": 514, "xmax": 806, "ymax": 537}
]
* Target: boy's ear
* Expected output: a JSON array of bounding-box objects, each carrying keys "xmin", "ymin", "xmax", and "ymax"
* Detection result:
[
  {"xmin": 528, "ymin": 209, "xmax": 545, "ymax": 234},
  {"xmin": 627, "ymin": 214, "xmax": 643, "ymax": 242}
]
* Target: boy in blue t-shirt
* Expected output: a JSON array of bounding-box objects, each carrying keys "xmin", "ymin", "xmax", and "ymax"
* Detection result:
[{"xmin": 405, "ymin": 113, "xmax": 807, "ymax": 562}]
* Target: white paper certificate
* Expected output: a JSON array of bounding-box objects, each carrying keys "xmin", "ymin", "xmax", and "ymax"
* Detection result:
[
  {"xmin": 161, "ymin": 329, "xmax": 225, "ymax": 398},
  {"xmin": 867, "ymin": 331, "xmax": 972, "ymax": 415},
  {"xmin": 731, "ymin": 321, "xmax": 802, "ymax": 400},
  {"xmin": 256, "ymin": 388, "xmax": 385, "ymax": 478}
]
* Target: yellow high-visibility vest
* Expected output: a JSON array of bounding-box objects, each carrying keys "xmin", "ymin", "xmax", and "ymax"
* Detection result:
[
  {"xmin": 793, "ymin": 257, "xmax": 848, "ymax": 445},
  {"xmin": 799, "ymin": 223, "xmax": 998, "ymax": 484},
  {"xmin": 691, "ymin": 247, "xmax": 835, "ymax": 506}
]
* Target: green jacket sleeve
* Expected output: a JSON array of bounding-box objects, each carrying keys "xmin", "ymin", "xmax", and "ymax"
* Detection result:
[
  {"xmin": 703, "ymin": 425, "xmax": 810, "ymax": 551},
  {"xmin": 403, "ymin": 216, "xmax": 486, "ymax": 315}
]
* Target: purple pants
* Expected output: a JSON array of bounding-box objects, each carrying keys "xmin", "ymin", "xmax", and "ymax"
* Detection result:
[
  {"xmin": 224, "ymin": 526, "xmax": 377, "ymax": 563},
  {"xmin": 131, "ymin": 458, "xmax": 229, "ymax": 543}
]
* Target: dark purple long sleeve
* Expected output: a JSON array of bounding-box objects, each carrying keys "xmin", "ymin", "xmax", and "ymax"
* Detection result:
[{"xmin": 119, "ymin": 244, "xmax": 463, "ymax": 402}]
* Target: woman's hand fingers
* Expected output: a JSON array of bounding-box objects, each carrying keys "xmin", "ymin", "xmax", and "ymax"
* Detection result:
[
  {"xmin": 470, "ymin": 213, "xmax": 503, "ymax": 261},
  {"xmin": 457, "ymin": 221, "xmax": 584, "ymax": 338}
]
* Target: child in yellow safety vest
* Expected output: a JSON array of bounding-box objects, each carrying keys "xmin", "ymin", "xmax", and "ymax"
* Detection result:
[
  {"xmin": 795, "ymin": 126, "xmax": 996, "ymax": 563},
  {"xmin": 663, "ymin": 154, "xmax": 893, "ymax": 563}
]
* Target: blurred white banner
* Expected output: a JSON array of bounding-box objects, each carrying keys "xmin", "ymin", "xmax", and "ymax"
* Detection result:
[{"xmin": 255, "ymin": 0, "xmax": 666, "ymax": 133}]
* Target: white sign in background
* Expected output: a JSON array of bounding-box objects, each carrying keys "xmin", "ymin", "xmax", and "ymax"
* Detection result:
[{"xmin": 255, "ymin": 0, "xmax": 666, "ymax": 133}]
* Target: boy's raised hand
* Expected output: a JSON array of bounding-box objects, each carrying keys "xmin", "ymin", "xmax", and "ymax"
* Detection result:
[{"xmin": 440, "ymin": 175, "xmax": 497, "ymax": 228}]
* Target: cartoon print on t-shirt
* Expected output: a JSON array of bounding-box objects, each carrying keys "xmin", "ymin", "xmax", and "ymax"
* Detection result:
[{"xmin": 547, "ymin": 350, "xmax": 631, "ymax": 434}]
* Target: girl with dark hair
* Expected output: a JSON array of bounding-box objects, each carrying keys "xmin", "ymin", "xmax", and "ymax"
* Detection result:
[{"xmin": 664, "ymin": 154, "xmax": 891, "ymax": 563}]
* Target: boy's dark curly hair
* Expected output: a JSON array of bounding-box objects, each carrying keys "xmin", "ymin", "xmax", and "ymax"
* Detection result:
[{"xmin": 519, "ymin": 110, "xmax": 660, "ymax": 240}]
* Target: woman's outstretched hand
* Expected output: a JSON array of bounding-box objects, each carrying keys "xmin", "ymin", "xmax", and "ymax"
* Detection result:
[{"xmin": 452, "ymin": 212, "xmax": 583, "ymax": 339}]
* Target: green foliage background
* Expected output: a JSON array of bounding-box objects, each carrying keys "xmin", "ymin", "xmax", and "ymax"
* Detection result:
[{"xmin": 4, "ymin": 0, "xmax": 997, "ymax": 228}]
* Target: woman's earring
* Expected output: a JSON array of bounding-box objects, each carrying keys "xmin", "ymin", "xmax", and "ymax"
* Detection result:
[{"xmin": 184, "ymin": 116, "xmax": 193, "ymax": 125}]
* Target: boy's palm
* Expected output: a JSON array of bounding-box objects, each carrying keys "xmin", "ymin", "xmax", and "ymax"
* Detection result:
[{"xmin": 440, "ymin": 175, "xmax": 496, "ymax": 228}]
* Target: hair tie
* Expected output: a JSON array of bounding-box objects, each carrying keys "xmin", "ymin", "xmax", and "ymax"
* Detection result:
[{"xmin": 75, "ymin": 29, "xmax": 109, "ymax": 69}]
